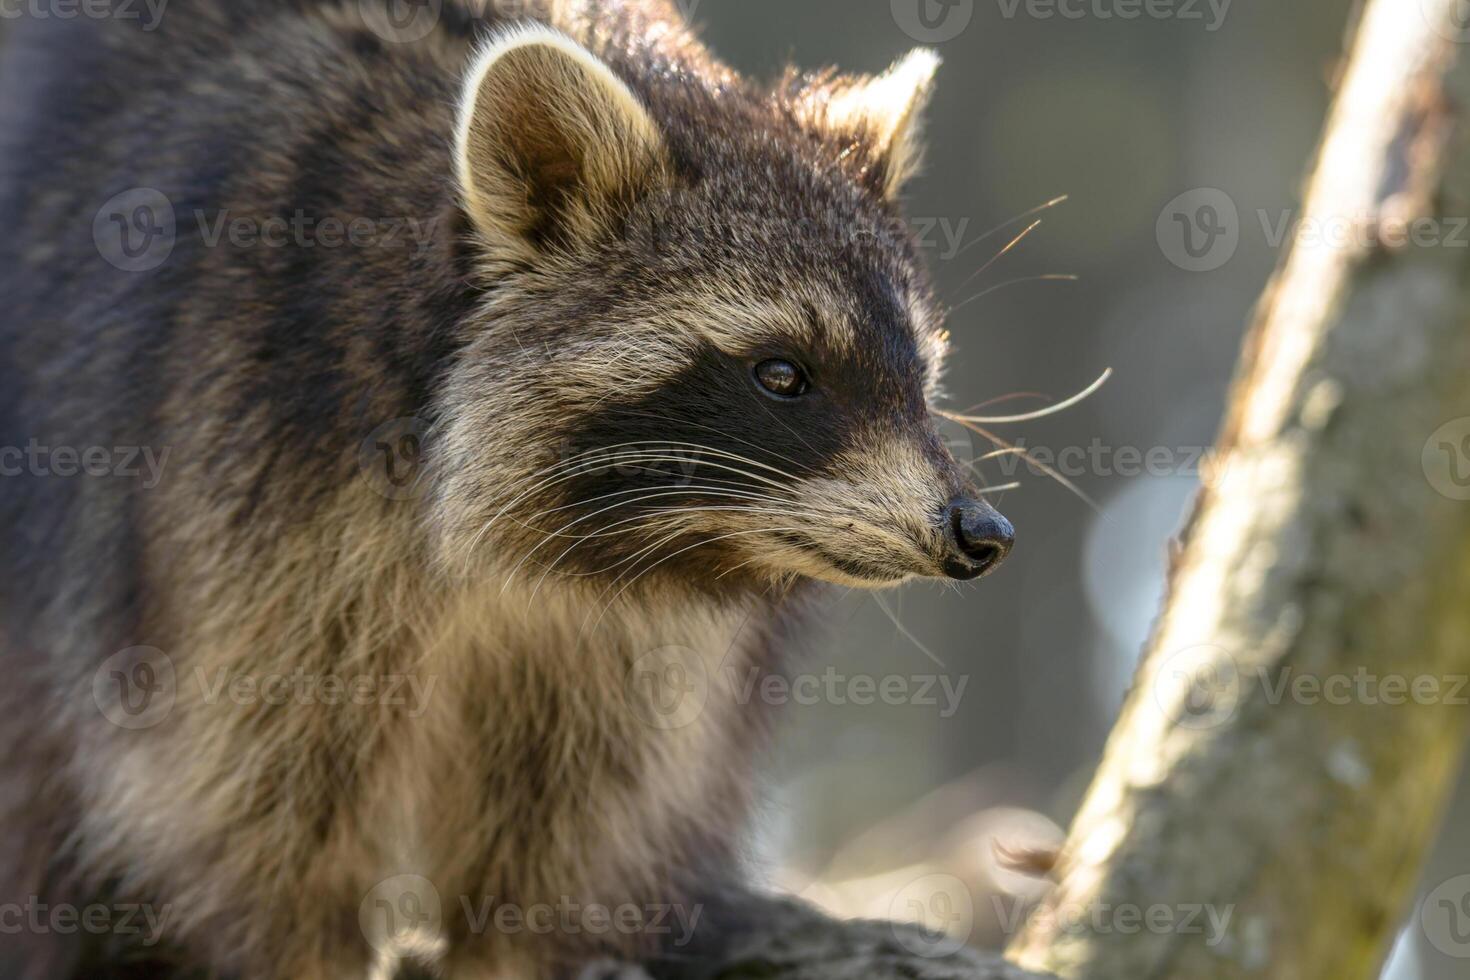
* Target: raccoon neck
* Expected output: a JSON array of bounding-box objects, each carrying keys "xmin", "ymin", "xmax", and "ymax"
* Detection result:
[{"xmin": 379, "ymin": 558, "xmax": 781, "ymax": 862}]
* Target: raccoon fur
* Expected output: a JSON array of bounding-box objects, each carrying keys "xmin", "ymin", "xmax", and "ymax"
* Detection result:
[{"xmin": 0, "ymin": 1, "xmax": 1015, "ymax": 977}]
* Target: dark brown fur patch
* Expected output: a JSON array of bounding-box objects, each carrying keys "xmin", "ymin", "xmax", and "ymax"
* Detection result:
[{"xmin": 0, "ymin": 2, "xmax": 971, "ymax": 977}]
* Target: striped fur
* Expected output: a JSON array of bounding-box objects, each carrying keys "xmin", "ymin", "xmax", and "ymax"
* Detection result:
[{"xmin": 0, "ymin": 1, "xmax": 997, "ymax": 977}]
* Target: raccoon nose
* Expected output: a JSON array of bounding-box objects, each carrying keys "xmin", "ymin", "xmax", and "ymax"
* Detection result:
[{"xmin": 942, "ymin": 498, "xmax": 1015, "ymax": 580}]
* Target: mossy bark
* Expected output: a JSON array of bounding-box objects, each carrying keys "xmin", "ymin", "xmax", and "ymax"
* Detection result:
[{"xmin": 1007, "ymin": 1, "xmax": 1470, "ymax": 977}]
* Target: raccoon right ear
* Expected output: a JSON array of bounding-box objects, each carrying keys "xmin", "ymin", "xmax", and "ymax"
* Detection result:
[
  {"xmin": 791, "ymin": 49, "xmax": 940, "ymax": 200},
  {"xmin": 454, "ymin": 27, "xmax": 667, "ymax": 258}
]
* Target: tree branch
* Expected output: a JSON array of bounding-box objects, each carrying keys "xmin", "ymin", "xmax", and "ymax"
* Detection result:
[
  {"xmin": 653, "ymin": 895, "xmax": 1055, "ymax": 980},
  {"xmin": 1006, "ymin": 0, "xmax": 1470, "ymax": 976}
]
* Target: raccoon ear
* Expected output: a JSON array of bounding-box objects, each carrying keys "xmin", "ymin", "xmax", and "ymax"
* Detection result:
[
  {"xmin": 797, "ymin": 49, "xmax": 941, "ymax": 199},
  {"xmin": 454, "ymin": 27, "xmax": 666, "ymax": 256}
]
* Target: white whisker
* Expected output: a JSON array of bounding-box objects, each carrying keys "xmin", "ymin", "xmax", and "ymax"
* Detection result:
[
  {"xmin": 949, "ymin": 274, "xmax": 1078, "ymax": 316},
  {"xmin": 871, "ymin": 592, "xmax": 947, "ymax": 669},
  {"xmin": 944, "ymin": 368, "xmax": 1112, "ymax": 424},
  {"xmin": 580, "ymin": 526, "xmax": 808, "ymax": 641}
]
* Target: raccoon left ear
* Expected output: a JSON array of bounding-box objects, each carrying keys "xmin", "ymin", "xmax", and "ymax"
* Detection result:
[
  {"xmin": 454, "ymin": 26, "xmax": 668, "ymax": 258},
  {"xmin": 795, "ymin": 49, "xmax": 941, "ymax": 199}
]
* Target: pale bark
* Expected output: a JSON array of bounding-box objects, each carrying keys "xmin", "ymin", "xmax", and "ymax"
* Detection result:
[{"xmin": 1007, "ymin": 0, "xmax": 1470, "ymax": 977}]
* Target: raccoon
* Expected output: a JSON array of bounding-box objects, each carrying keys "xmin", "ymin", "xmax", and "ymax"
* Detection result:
[{"xmin": 0, "ymin": 1, "xmax": 1015, "ymax": 978}]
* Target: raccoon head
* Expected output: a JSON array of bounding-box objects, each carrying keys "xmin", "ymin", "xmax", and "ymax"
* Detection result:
[{"xmin": 433, "ymin": 25, "xmax": 1013, "ymax": 595}]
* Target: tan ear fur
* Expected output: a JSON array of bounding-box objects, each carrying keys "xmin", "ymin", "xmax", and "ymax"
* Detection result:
[
  {"xmin": 455, "ymin": 26, "xmax": 666, "ymax": 257},
  {"xmin": 796, "ymin": 48, "xmax": 941, "ymax": 199}
]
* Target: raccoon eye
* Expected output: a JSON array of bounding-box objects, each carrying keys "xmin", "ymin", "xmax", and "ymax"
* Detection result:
[{"xmin": 753, "ymin": 359, "xmax": 809, "ymax": 399}]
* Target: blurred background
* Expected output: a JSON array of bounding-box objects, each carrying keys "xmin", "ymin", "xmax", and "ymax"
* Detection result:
[
  {"xmin": 692, "ymin": 2, "xmax": 1470, "ymax": 977},
  {"xmin": 2, "ymin": 1, "xmax": 1462, "ymax": 974}
]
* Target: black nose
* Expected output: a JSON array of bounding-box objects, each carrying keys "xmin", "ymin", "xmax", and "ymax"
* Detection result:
[{"xmin": 943, "ymin": 498, "xmax": 1015, "ymax": 580}]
